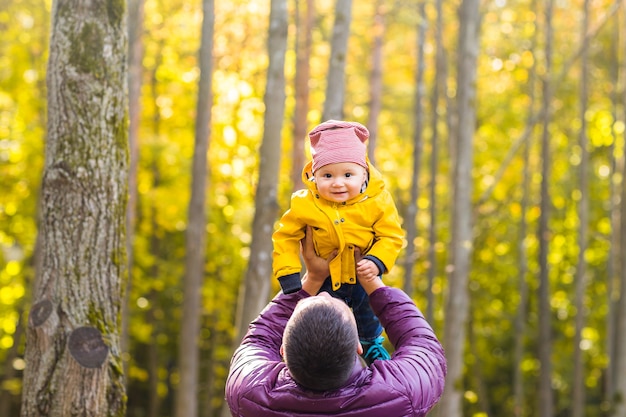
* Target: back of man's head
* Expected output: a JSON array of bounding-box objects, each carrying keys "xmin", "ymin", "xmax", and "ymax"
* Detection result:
[{"xmin": 283, "ymin": 296, "xmax": 358, "ymax": 391}]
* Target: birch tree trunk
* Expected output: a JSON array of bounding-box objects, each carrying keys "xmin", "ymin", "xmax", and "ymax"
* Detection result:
[
  {"xmin": 427, "ymin": 0, "xmax": 446, "ymax": 323},
  {"xmin": 538, "ymin": 1, "xmax": 555, "ymax": 417},
  {"xmin": 403, "ymin": 0, "xmax": 426, "ymax": 298},
  {"xmin": 322, "ymin": 0, "xmax": 352, "ymax": 121},
  {"xmin": 20, "ymin": 0, "xmax": 128, "ymax": 415},
  {"xmin": 123, "ymin": 0, "xmax": 145, "ymax": 378},
  {"xmin": 291, "ymin": 0, "xmax": 313, "ymax": 191},
  {"xmin": 513, "ymin": 10, "xmax": 537, "ymax": 415},
  {"xmin": 366, "ymin": 0, "xmax": 384, "ymax": 166},
  {"xmin": 440, "ymin": 0, "xmax": 480, "ymax": 416},
  {"xmin": 605, "ymin": 9, "xmax": 620, "ymax": 413},
  {"xmin": 613, "ymin": 10, "xmax": 626, "ymax": 415},
  {"xmin": 233, "ymin": 0, "xmax": 287, "ymax": 344},
  {"xmin": 513, "ymin": 136, "xmax": 531, "ymax": 417},
  {"xmin": 175, "ymin": 0, "xmax": 214, "ymax": 416},
  {"xmin": 146, "ymin": 52, "xmax": 164, "ymax": 417}
]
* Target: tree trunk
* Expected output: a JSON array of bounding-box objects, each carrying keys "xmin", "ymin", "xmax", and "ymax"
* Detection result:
[
  {"xmin": 538, "ymin": 1, "xmax": 555, "ymax": 417},
  {"xmin": 427, "ymin": 0, "xmax": 446, "ymax": 324},
  {"xmin": 20, "ymin": 0, "xmax": 128, "ymax": 415},
  {"xmin": 403, "ymin": 0, "xmax": 426, "ymax": 298},
  {"xmin": 123, "ymin": 0, "xmax": 145, "ymax": 380},
  {"xmin": 322, "ymin": 0, "xmax": 352, "ymax": 121},
  {"xmin": 175, "ymin": 1, "xmax": 214, "ymax": 416},
  {"xmin": 440, "ymin": 0, "xmax": 480, "ymax": 416},
  {"xmin": 366, "ymin": 0, "xmax": 384, "ymax": 166},
  {"xmin": 291, "ymin": 0, "xmax": 313, "ymax": 191},
  {"xmin": 513, "ymin": 138, "xmax": 531, "ymax": 417},
  {"xmin": 572, "ymin": 1, "xmax": 590, "ymax": 416},
  {"xmin": 513, "ymin": 10, "xmax": 537, "ymax": 413},
  {"xmin": 613, "ymin": 9, "xmax": 626, "ymax": 415},
  {"xmin": 145, "ymin": 50, "xmax": 164, "ymax": 417},
  {"xmin": 605, "ymin": 9, "xmax": 620, "ymax": 414},
  {"xmin": 233, "ymin": 0, "xmax": 288, "ymax": 345}
]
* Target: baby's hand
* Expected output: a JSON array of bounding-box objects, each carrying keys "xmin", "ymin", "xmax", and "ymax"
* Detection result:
[{"xmin": 356, "ymin": 259, "xmax": 379, "ymax": 281}]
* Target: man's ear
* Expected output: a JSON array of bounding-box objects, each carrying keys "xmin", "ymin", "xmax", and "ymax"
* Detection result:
[
  {"xmin": 357, "ymin": 341, "xmax": 363, "ymax": 355},
  {"xmin": 280, "ymin": 344, "xmax": 285, "ymax": 358}
]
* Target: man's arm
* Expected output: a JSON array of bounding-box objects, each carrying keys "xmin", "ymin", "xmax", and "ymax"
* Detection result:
[
  {"xmin": 370, "ymin": 288, "xmax": 447, "ymax": 414},
  {"xmin": 300, "ymin": 226, "xmax": 334, "ymax": 295}
]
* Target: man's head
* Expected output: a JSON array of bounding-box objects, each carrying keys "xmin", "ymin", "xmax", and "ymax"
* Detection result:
[{"xmin": 282, "ymin": 292, "xmax": 361, "ymax": 391}]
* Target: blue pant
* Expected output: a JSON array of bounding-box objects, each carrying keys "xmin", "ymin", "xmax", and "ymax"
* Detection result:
[{"xmin": 319, "ymin": 277, "xmax": 383, "ymax": 342}]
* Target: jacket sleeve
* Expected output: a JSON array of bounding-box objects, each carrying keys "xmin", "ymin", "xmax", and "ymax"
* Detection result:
[
  {"xmin": 370, "ymin": 287, "xmax": 447, "ymax": 415},
  {"xmin": 367, "ymin": 190, "xmax": 405, "ymax": 273},
  {"xmin": 225, "ymin": 290, "xmax": 309, "ymax": 415},
  {"xmin": 272, "ymin": 192, "xmax": 308, "ymax": 283}
]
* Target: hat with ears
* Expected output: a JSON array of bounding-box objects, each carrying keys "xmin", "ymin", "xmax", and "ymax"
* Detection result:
[{"xmin": 308, "ymin": 120, "xmax": 369, "ymax": 172}]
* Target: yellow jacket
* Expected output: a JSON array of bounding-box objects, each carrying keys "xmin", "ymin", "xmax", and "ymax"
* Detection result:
[{"xmin": 273, "ymin": 159, "xmax": 405, "ymax": 292}]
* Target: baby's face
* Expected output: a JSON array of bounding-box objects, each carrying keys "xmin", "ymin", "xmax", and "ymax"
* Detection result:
[{"xmin": 314, "ymin": 162, "xmax": 367, "ymax": 203}]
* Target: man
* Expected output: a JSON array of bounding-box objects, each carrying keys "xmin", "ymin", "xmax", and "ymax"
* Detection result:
[{"xmin": 225, "ymin": 228, "xmax": 447, "ymax": 416}]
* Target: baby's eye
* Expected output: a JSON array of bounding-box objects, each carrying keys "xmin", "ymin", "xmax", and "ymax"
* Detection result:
[
  {"xmin": 345, "ymin": 173, "xmax": 353, "ymax": 178},
  {"xmin": 323, "ymin": 173, "xmax": 332, "ymax": 178}
]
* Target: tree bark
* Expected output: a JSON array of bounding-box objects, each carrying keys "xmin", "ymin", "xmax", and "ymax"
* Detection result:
[
  {"xmin": 403, "ymin": 0, "xmax": 426, "ymax": 298},
  {"xmin": 440, "ymin": 0, "xmax": 480, "ymax": 416},
  {"xmin": 123, "ymin": 0, "xmax": 145, "ymax": 381},
  {"xmin": 571, "ymin": 1, "xmax": 590, "ymax": 416},
  {"xmin": 427, "ymin": 0, "xmax": 446, "ymax": 324},
  {"xmin": 613, "ymin": 7, "xmax": 626, "ymax": 416},
  {"xmin": 605, "ymin": 8, "xmax": 620, "ymax": 413},
  {"xmin": 175, "ymin": 1, "xmax": 214, "ymax": 416},
  {"xmin": 20, "ymin": 0, "xmax": 128, "ymax": 415},
  {"xmin": 233, "ymin": 0, "xmax": 288, "ymax": 345},
  {"xmin": 513, "ymin": 8, "xmax": 537, "ymax": 414},
  {"xmin": 366, "ymin": 0, "xmax": 384, "ymax": 166},
  {"xmin": 291, "ymin": 0, "xmax": 313, "ymax": 191},
  {"xmin": 322, "ymin": 0, "xmax": 352, "ymax": 121}
]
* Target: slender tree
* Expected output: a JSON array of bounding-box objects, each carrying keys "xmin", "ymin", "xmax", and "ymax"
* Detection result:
[
  {"xmin": 145, "ymin": 44, "xmax": 165, "ymax": 417},
  {"xmin": 175, "ymin": 0, "xmax": 214, "ymax": 416},
  {"xmin": 322, "ymin": 0, "xmax": 352, "ymax": 121},
  {"xmin": 233, "ymin": 0, "xmax": 288, "ymax": 345},
  {"xmin": 613, "ymin": 8, "xmax": 626, "ymax": 416},
  {"xmin": 538, "ymin": 1, "xmax": 555, "ymax": 416},
  {"xmin": 291, "ymin": 0, "xmax": 313, "ymax": 191},
  {"xmin": 20, "ymin": 0, "xmax": 128, "ymax": 414},
  {"xmin": 403, "ymin": 0, "xmax": 427, "ymax": 298},
  {"xmin": 427, "ymin": 0, "xmax": 447, "ymax": 323},
  {"xmin": 571, "ymin": 1, "xmax": 590, "ymax": 416},
  {"xmin": 606, "ymin": 6, "xmax": 621, "ymax": 412},
  {"xmin": 440, "ymin": 0, "xmax": 480, "ymax": 416},
  {"xmin": 366, "ymin": 0, "xmax": 384, "ymax": 166},
  {"xmin": 123, "ymin": 0, "xmax": 145, "ymax": 378},
  {"xmin": 513, "ymin": 6, "xmax": 538, "ymax": 416},
  {"xmin": 514, "ymin": 134, "xmax": 532, "ymax": 417}
]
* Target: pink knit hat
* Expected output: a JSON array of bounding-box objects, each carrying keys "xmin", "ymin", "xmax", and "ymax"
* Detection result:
[{"xmin": 308, "ymin": 120, "xmax": 369, "ymax": 172}]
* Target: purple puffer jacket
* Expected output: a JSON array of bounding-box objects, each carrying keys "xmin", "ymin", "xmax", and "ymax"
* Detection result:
[{"xmin": 225, "ymin": 287, "xmax": 447, "ymax": 416}]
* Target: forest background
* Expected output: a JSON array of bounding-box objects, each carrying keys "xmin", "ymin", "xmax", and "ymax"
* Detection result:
[{"xmin": 1, "ymin": 0, "xmax": 626, "ymax": 416}]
